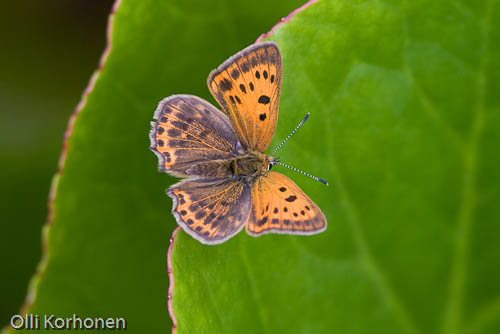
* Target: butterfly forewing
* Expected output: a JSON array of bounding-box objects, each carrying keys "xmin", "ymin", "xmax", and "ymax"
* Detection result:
[
  {"xmin": 168, "ymin": 178, "xmax": 251, "ymax": 244},
  {"xmin": 150, "ymin": 94, "xmax": 238, "ymax": 177},
  {"xmin": 247, "ymin": 171, "xmax": 326, "ymax": 236},
  {"xmin": 207, "ymin": 42, "xmax": 282, "ymax": 153}
]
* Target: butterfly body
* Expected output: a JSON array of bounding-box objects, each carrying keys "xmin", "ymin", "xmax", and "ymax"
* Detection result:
[
  {"xmin": 229, "ymin": 151, "xmax": 275, "ymax": 178},
  {"xmin": 182, "ymin": 150, "xmax": 273, "ymax": 180},
  {"xmin": 150, "ymin": 42, "xmax": 326, "ymax": 244}
]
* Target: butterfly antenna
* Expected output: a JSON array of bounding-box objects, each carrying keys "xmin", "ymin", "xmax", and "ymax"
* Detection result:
[
  {"xmin": 274, "ymin": 161, "xmax": 329, "ymax": 186},
  {"xmin": 272, "ymin": 113, "xmax": 310, "ymax": 155}
]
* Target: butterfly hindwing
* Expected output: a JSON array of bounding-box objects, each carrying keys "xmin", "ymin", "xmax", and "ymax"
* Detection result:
[
  {"xmin": 168, "ymin": 178, "xmax": 251, "ymax": 244},
  {"xmin": 150, "ymin": 94, "xmax": 239, "ymax": 177},
  {"xmin": 247, "ymin": 171, "xmax": 327, "ymax": 236},
  {"xmin": 207, "ymin": 42, "xmax": 282, "ymax": 153}
]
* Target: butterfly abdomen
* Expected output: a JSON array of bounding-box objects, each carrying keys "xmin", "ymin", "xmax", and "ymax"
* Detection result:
[
  {"xmin": 185, "ymin": 152, "xmax": 273, "ymax": 179},
  {"xmin": 186, "ymin": 160, "xmax": 233, "ymax": 178},
  {"xmin": 184, "ymin": 151, "xmax": 274, "ymax": 179}
]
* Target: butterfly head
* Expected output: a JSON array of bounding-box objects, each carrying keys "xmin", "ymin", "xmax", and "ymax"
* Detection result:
[
  {"xmin": 259, "ymin": 153, "xmax": 278, "ymax": 174},
  {"xmin": 267, "ymin": 156, "xmax": 280, "ymax": 171}
]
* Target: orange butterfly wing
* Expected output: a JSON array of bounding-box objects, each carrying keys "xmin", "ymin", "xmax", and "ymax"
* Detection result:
[
  {"xmin": 247, "ymin": 171, "xmax": 327, "ymax": 236},
  {"xmin": 207, "ymin": 42, "xmax": 282, "ymax": 153}
]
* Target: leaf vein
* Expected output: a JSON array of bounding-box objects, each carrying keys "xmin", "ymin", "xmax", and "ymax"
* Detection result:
[
  {"xmin": 441, "ymin": 0, "xmax": 491, "ymax": 332},
  {"xmin": 302, "ymin": 69, "xmax": 420, "ymax": 334}
]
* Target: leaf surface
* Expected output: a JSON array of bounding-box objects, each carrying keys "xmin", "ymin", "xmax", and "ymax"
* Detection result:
[{"xmin": 170, "ymin": 0, "xmax": 500, "ymax": 333}]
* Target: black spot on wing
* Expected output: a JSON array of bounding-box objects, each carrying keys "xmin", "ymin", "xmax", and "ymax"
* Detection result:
[
  {"xmin": 270, "ymin": 74, "xmax": 275, "ymax": 83},
  {"xmin": 259, "ymin": 52, "xmax": 266, "ymax": 64},
  {"xmin": 239, "ymin": 84, "xmax": 247, "ymax": 94},
  {"xmin": 235, "ymin": 95, "xmax": 242, "ymax": 104},
  {"xmin": 219, "ymin": 78, "xmax": 232, "ymax": 92},
  {"xmin": 263, "ymin": 70, "xmax": 268, "ymax": 79},
  {"xmin": 258, "ymin": 95, "xmax": 270, "ymax": 105},
  {"xmin": 167, "ymin": 128, "xmax": 181, "ymax": 137},
  {"xmin": 168, "ymin": 139, "xmax": 193, "ymax": 148},
  {"xmin": 279, "ymin": 187, "xmax": 286, "ymax": 192},
  {"xmin": 175, "ymin": 113, "xmax": 194, "ymax": 124},
  {"xmin": 249, "ymin": 82, "xmax": 254, "ymax": 91},
  {"xmin": 285, "ymin": 195, "xmax": 297, "ymax": 202},
  {"xmin": 195, "ymin": 211, "xmax": 207, "ymax": 219},
  {"xmin": 171, "ymin": 120, "xmax": 188, "ymax": 131},
  {"xmin": 241, "ymin": 62, "xmax": 250, "ymax": 72},
  {"xmin": 259, "ymin": 113, "xmax": 266, "ymax": 121},
  {"xmin": 255, "ymin": 71, "xmax": 260, "ymax": 79},
  {"xmin": 231, "ymin": 68, "xmax": 240, "ymax": 80},
  {"xmin": 204, "ymin": 212, "xmax": 217, "ymax": 225},
  {"xmin": 257, "ymin": 216, "xmax": 268, "ymax": 226}
]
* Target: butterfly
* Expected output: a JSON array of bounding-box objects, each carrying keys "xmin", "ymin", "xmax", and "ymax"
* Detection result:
[{"xmin": 150, "ymin": 41, "xmax": 327, "ymax": 245}]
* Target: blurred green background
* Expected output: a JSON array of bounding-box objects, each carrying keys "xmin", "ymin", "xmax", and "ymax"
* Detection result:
[{"xmin": 0, "ymin": 0, "xmax": 114, "ymax": 324}]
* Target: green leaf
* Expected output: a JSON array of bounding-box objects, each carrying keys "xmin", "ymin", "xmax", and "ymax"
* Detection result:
[
  {"xmin": 170, "ymin": 0, "xmax": 500, "ymax": 333},
  {"xmin": 12, "ymin": 0, "xmax": 306, "ymax": 333}
]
